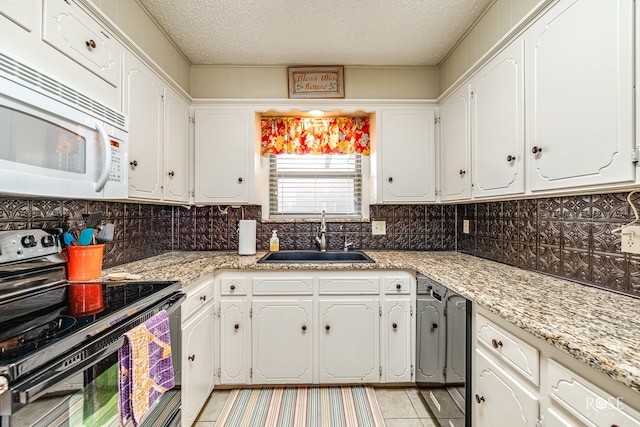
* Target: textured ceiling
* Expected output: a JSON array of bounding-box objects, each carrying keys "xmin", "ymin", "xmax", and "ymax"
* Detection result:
[{"xmin": 138, "ymin": 0, "xmax": 493, "ymax": 66}]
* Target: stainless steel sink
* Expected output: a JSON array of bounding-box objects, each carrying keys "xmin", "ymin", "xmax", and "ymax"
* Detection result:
[{"xmin": 257, "ymin": 250, "xmax": 375, "ymax": 264}]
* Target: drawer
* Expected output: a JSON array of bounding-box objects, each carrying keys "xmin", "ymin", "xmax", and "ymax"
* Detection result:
[
  {"xmin": 476, "ymin": 314, "xmax": 539, "ymax": 386},
  {"xmin": 182, "ymin": 278, "xmax": 214, "ymax": 319},
  {"xmin": 384, "ymin": 277, "xmax": 411, "ymax": 294},
  {"xmin": 319, "ymin": 276, "xmax": 379, "ymax": 294},
  {"xmin": 252, "ymin": 276, "xmax": 313, "ymax": 295},
  {"xmin": 220, "ymin": 277, "xmax": 249, "ymax": 295},
  {"xmin": 548, "ymin": 359, "xmax": 640, "ymax": 426}
]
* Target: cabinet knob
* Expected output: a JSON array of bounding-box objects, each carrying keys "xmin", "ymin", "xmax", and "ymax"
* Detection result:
[
  {"xmin": 507, "ymin": 155, "xmax": 515, "ymax": 162},
  {"xmin": 388, "ymin": 177, "xmax": 393, "ymax": 183},
  {"xmin": 85, "ymin": 39, "xmax": 96, "ymax": 49},
  {"xmin": 532, "ymin": 146, "xmax": 543, "ymax": 154},
  {"xmin": 459, "ymin": 169, "xmax": 466, "ymax": 176},
  {"xmin": 301, "ymin": 325, "xmax": 307, "ymax": 332},
  {"xmin": 199, "ymin": 295, "xmax": 207, "ymax": 302},
  {"xmin": 475, "ymin": 394, "xmax": 485, "ymax": 404},
  {"xmin": 491, "ymin": 338, "xmax": 503, "ymax": 349},
  {"xmin": 130, "ymin": 160, "xmax": 138, "ymax": 167},
  {"xmin": 432, "ymin": 323, "xmax": 438, "ymax": 329},
  {"xmin": 230, "ymin": 284, "xmax": 236, "ymax": 291},
  {"xmin": 234, "ymin": 323, "xmax": 240, "ymax": 330},
  {"xmin": 238, "ymin": 177, "xmax": 243, "ymax": 183},
  {"xmin": 396, "ymin": 283, "xmax": 402, "ymax": 290},
  {"xmin": 188, "ymin": 354, "xmax": 195, "ymax": 361},
  {"xmin": 325, "ymin": 325, "xmax": 331, "ymax": 331},
  {"xmin": 392, "ymin": 323, "xmax": 398, "ymax": 329},
  {"xmin": 168, "ymin": 171, "xmax": 175, "ymax": 177}
]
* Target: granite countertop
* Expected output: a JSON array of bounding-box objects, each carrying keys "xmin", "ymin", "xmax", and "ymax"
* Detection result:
[{"xmin": 103, "ymin": 250, "xmax": 640, "ymax": 394}]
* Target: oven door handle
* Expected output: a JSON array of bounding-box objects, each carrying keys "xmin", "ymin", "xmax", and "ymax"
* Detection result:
[{"xmin": 15, "ymin": 292, "xmax": 185, "ymax": 404}]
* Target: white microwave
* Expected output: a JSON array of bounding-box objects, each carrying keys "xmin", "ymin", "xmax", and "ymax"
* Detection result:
[{"xmin": 0, "ymin": 50, "xmax": 128, "ymax": 200}]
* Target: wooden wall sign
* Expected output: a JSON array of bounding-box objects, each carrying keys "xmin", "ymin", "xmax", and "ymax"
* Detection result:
[{"xmin": 288, "ymin": 66, "xmax": 345, "ymax": 98}]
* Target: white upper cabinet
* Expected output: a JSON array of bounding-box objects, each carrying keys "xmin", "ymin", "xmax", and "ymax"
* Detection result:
[
  {"xmin": 525, "ymin": 0, "xmax": 634, "ymax": 191},
  {"xmin": 43, "ymin": 0, "xmax": 121, "ymax": 87},
  {"xmin": 0, "ymin": 0, "xmax": 34, "ymax": 31},
  {"xmin": 439, "ymin": 86, "xmax": 471, "ymax": 201},
  {"xmin": 471, "ymin": 40, "xmax": 525, "ymax": 198},
  {"xmin": 194, "ymin": 108, "xmax": 254, "ymax": 204},
  {"xmin": 379, "ymin": 107, "xmax": 436, "ymax": 203},
  {"xmin": 123, "ymin": 53, "xmax": 164, "ymax": 200},
  {"xmin": 164, "ymin": 87, "xmax": 191, "ymax": 202}
]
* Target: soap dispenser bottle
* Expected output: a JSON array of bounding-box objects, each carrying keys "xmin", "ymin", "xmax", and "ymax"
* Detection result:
[{"xmin": 269, "ymin": 230, "xmax": 280, "ymax": 251}]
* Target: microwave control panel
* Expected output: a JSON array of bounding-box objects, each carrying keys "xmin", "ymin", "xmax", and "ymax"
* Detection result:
[{"xmin": 108, "ymin": 139, "xmax": 124, "ymax": 184}]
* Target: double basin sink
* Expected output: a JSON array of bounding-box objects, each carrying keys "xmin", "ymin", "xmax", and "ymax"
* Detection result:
[{"xmin": 258, "ymin": 250, "xmax": 375, "ymax": 264}]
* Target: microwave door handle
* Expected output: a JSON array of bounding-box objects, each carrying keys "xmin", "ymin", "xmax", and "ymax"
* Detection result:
[{"xmin": 94, "ymin": 121, "xmax": 112, "ymax": 192}]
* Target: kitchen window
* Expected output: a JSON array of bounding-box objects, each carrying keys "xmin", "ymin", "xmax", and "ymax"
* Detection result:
[
  {"xmin": 267, "ymin": 153, "xmax": 368, "ymax": 219},
  {"xmin": 261, "ymin": 115, "xmax": 371, "ymax": 220}
]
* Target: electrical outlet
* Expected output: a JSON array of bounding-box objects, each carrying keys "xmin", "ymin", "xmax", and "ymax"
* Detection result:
[
  {"xmin": 621, "ymin": 225, "xmax": 640, "ymax": 254},
  {"xmin": 463, "ymin": 220, "xmax": 470, "ymax": 234},
  {"xmin": 372, "ymin": 220, "xmax": 386, "ymax": 235}
]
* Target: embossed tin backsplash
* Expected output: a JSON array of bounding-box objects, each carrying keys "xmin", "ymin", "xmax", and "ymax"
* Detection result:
[{"xmin": 1, "ymin": 192, "xmax": 638, "ymax": 297}]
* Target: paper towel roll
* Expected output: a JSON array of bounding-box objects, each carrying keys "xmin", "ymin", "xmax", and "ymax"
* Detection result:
[{"xmin": 238, "ymin": 220, "xmax": 256, "ymax": 255}]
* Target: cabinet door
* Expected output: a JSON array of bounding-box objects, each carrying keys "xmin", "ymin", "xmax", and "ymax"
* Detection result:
[
  {"xmin": 525, "ymin": 0, "xmax": 634, "ymax": 191},
  {"xmin": 474, "ymin": 349, "xmax": 539, "ymax": 427},
  {"xmin": 123, "ymin": 53, "xmax": 164, "ymax": 200},
  {"xmin": 440, "ymin": 86, "xmax": 471, "ymax": 201},
  {"xmin": 471, "ymin": 40, "xmax": 524, "ymax": 198},
  {"xmin": 380, "ymin": 108, "xmax": 436, "ymax": 203},
  {"xmin": 194, "ymin": 108, "xmax": 252, "ymax": 204},
  {"xmin": 383, "ymin": 299, "xmax": 412, "ymax": 382},
  {"xmin": 181, "ymin": 307, "xmax": 215, "ymax": 427},
  {"xmin": 251, "ymin": 299, "xmax": 313, "ymax": 384},
  {"xmin": 318, "ymin": 299, "xmax": 379, "ymax": 383},
  {"xmin": 164, "ymin": 87, "xmax": 190, "ymax": 202},
  {"xmin": 446, "ymin": 295, "xmax": 467, "ymax": 384},
  {"xmin": 43, "ymin": 0, "xmax": 120, "ymax": 86},
  {"xmin": 416, "ymin": 297, "xmax": 445, "ymax": 383},
  {"xmin": 219, "ymin": 299, "xmax": 249, "ymax": 384}
]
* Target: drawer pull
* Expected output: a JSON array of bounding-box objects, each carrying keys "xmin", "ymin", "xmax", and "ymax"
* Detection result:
[
  {"xmin": 325, "ymin": 325, "xmax": 330, "ymax": 331},
  {"xmin": 188, "ymin": 354, "xmax": 195, "ymax": 361},
  {"xmin": 475, "ymin": 394, "xmax": 485, "ymax": 404},
  {"xmin": 234, "ymin": 323, "xmax": 240, "ymax": 330},
  {"xmin": 392, "ymin": 323, "xmax": 398, "ymax": 329},
  {"xmin": 301, "ymin": 325, "xmax": 307, "ymax": 332},
  {"xmin": 86, "ymin": 39, "xmax": 96, "ymax": 49},
  {"xmin": 396, "ymin": 283, "xmax": 402, "ymax": 290},
  {"xmin": 200, "ymin": 295, "xmax": 207, "ymax": 302},
  {"xmin": 491, "ymin": 339, "xmax": 503, "ymax": 349},
  {"xmin": 230, "ymin": 284, "xmax": 236, "ymax": 291}
]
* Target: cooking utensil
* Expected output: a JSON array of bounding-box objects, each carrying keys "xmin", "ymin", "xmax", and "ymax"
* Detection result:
[
  {"xmin": 82, "ymin": 212, "xmax": 102, "ymax": 228},
  {"xmin": 96, "ymin": 223, "xmax": 114, "ymax": 243},
  {"xmin": 78, "ymin": 228, "xmax": 95, "ymax": 246},
  {"xmin": 63, "ymin": 232, "xmax": 77, "ymax": 247}
]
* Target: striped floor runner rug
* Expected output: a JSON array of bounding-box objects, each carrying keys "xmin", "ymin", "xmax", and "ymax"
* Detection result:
[{"xmin": 217, "ymin": 386, "xmax": 386, "ymax": 427}]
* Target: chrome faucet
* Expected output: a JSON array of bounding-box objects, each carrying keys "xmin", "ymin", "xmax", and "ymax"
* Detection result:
[{"xmin": 315, "ymin": 210, "xmax": 327, "ymax": 251}]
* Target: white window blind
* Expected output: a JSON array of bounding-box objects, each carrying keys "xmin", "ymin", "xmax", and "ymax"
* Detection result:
[{"xmin": 269, "ymin": 154, "xmax": 362, "ymax": 218}]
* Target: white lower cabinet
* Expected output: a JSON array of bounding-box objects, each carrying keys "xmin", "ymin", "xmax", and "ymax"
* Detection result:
[
  {"xmin": 319, "ymin": 299, "xmax": 380, "ymax": 383},
  {"xmin": 215, "ymin": 270, "xmax": 415, "ymax": 386},
  {"xmin": 251, "ymin": 299, "xmax": 313, "ymax": 384},
  {"xmin": 474, "ymin": 307, "xmax": 640, "ymax": 427},
  {"xmin": 180, "ymin": 275, "xmax": 215, "ymax": 427},
  {"xmin": 474, "ymin": 348, "xmax": 540, "ymax": 426},
  {"xmin": 219, "ymin": 299, "xmax": 249, "ymax": 384}
]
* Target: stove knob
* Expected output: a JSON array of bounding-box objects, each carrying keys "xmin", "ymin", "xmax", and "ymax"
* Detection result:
[
  {"xmin": 0, "ymin": 376, "xmax": 7, "ymax": 395},
  {"xmin": 41, "ymin": 235, "xmax": 55, "ymax": 247},
  {"xmin": 21, "ymin": 235, "xmax": 37, "ymax": 248}
]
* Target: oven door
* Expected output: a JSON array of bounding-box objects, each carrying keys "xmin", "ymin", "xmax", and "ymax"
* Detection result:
[{"xmin": 3, "ymin": 293, "xmax": 184, "ymax": 427}]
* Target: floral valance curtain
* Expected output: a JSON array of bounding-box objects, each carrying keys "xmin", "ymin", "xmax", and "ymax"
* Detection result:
[{"xmin": 260, "ymin": 117, "xmax": 370, "ymax": 155}]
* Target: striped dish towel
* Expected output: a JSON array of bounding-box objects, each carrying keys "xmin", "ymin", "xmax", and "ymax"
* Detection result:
[{"xmin": 118, "ymin": 310, "xmax": 175, "ymax": 426}]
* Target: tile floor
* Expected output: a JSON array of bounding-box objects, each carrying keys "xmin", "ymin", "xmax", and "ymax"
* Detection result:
[{"xmin": 193, "ymin": 386, "xmax": 438, "ymax": 427}]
